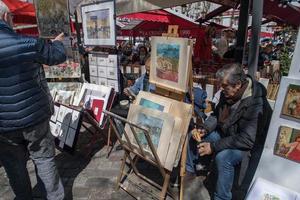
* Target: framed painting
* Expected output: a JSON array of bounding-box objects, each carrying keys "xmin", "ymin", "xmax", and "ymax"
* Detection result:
[
  {"xmin": 55, "ymin": 90, "xmax": 75, "ymax": 105},
  {"xmin": 48, "ymin": 82, "xmax": 82, "ymax": 105},
  {"xmin": 125, "ymin": 104, "xmax": 175, "ymax": 165},
  {"xmin": 281, "ymin": 84, "xmax": 300, "ymax": 122},
  {"xmin": 34, "ymin": 0, "xmax": 70, "ymax": 38},
  {"xmin": 150, "ymin": 36, "xmax": 191, "ymax": 92},
  {"xmin": 274, "ymin": 126, "xmax": 300, "ymax": 163},
  {"xmin": 73, "ymin": 83, "xmax": 112, "ymax": 125},
  {"xmin": 135, "ymin": 91, "xmax": 172, "ymax": 113},
  {"xmin": 81, "ymin": 1, "xmax": 116, "ymax": 46}
]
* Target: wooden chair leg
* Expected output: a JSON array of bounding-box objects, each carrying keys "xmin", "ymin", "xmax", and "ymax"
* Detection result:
[
  {"xmin": 116, "ymin": 152, "xmax": 128, "ymax": 190},
  {"xmin": 160, "ymin": 172, "xmax": 171, "ymax": 200}
]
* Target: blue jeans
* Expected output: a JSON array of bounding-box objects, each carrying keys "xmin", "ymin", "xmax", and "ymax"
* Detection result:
[
  {"xmin": 0, "ymin": 120, "xmax": 64, "ymax": 200},
  {"xmin": 186, "ymin": 131, "xmax": 243, "ymax": 200}
]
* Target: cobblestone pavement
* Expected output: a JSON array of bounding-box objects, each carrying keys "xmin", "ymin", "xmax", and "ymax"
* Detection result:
[{"xmin": 0, "ymin": 126, "xmax": 210, "ymax": 200}]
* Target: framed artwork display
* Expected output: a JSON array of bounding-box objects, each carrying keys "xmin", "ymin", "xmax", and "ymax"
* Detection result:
[
  {"xmin": 34, "ymin": 0, "xmax": 70, "ymax": 38},
  {"xmin": 81, "ymin": 1, "xmax": 116, "ymax": 46},
  {"xmin": 274, "ymin": 126, "xmax": 300, "ymax": 163},
  {"xmin": 281, "ymin": 84, "xmax": 300, "ymax": 122},
  {"xmin": 125, "ymin": 104, "xmax": 175, "ymax": 165},
  {"xmin": 150, "ymin": 36, "xmax": 191, "ymax": 92}
]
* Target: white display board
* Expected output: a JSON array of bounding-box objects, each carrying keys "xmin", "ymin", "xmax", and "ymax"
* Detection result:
[
  {"xmin": 254, "ymin": 77, "xmax": 300, "ymax": 193},
  {"xmin": 288, "ymin": 27, "xmax": 300, "ymax": 78}
]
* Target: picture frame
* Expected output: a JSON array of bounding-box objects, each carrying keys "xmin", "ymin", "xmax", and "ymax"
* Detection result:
[
  {"xmin": 54, "ymin": 90, "xmax": 75, "ymax": 105},
  {"xmin": 150, "ymin": 36, "xmax": 191, "ymax": 92},
  {"xmin": 48, "ymin": 82, "xmax": 82, "ymax": 105},
  {"xmin": 34, "ymin": 0, "xmax": 70, "ymax": 38},
  {"xmin": 281, "ymin": 84, "xmax": 300, "ymax": 122},
  {"xmin": 274, "ymin": 126, "xmax": 300, "ymax": 163},
  {"xmin": 125, "ymin": 104, "xmax": 175, "ymax": 165},
  {"xmin": 81, "ymin": 1, "xmax": 116, "ymax": 46},
  {"xmin": 135, "ymin": 91, "xmax": 172, "ymax": 113},
  {"xmin": 73, "ymin": 83, "xmax": 112, "ymax": 125}
]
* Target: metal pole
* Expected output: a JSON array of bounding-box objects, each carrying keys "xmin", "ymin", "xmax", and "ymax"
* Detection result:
[
  {"xmin": 234, "ymin": 0, "xmax": 250, "ymax": 63},
  {"xmin": 248, "ymin": 0, "xmax": 264, "ymax": 78}
]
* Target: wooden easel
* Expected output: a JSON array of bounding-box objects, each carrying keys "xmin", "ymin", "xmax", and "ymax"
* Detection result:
[{"xmin": 155, "ymin": 25, "xmax": 195, "ymax": 200}]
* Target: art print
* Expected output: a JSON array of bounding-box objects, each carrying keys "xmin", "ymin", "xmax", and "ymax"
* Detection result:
[
  {"xmin": 48, "ymin": 82, "xmax": 82, "ymax": 105},
  {"xmin": 125, "ymin": 104, "xmax": 175, "ymax": 164},
  {"xmin": 150, "ymin": 36, "xmax": 190, "ymax": 92},
  {"xmin": 34, "ymin": 0, "xmax": 70, "ymax": 38},
  {"xmin": 281, "ymin": 84, "xmax": 300, "ymax": 121},
  {"xmin": 274, "ymin": 126, "xmax": 300, "ymax": 163},
  {"xmin": 81, "ymin": 1, "xmax": 116, "ymax": 46},
  {"xmin": 135, "ymin": 91, "xmax": 172, "ymax": 113},
  {"xmin": 55, "ymin": 90, "xmax": 75, "ymax": 105},
  {"xmin": 74, "ymin": 83, "xmax": 112, "ymax": 125},
  {"xmin": 43, "ymin": 61, "xmax": 81, "ymax": 78}
]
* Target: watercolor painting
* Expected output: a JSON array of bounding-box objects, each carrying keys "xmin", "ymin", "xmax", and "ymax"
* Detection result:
[
  {"xmin": 281, "ymin": 84, "xmax": 300, "ymax": 121},
  {"xmin": 86, "ymin": 9, "xmax": 110, "ymax": 39},
  {"xmin": 139, "ymin": 98, "xmax": 164, "ymax": 112},
  {"xmin": 156, "ymin": 43, "xmax": 180, "ymax": 83},
  {"xmin": 274, "ymin": 126, "xmax": 300, "ymax": 163}
]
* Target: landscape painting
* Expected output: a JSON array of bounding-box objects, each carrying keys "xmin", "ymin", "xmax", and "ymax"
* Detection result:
[
  {"xmin": 135, "ymin": 91, "xmax": 172, "ymax": 113},
  {"xmin": 139, "ymin": 98, "xmax": 164, "ymax": 112},
  {"xmin": 281, "ymin": 84, "xmax": 300, "ymax": 121},
  {"xmin": 34, "ymin": 0, "xmax": 70, "ymax": 38},
  {"xmin": 274, "ymin": 126, "xmax": 300, "ymax": 163},
  {"xmin": 150, "ymin": 36, "xmax": 190, "ymax": 92},
  {"xmin": 156, "ymin": 43, "xmax": 180, "ymax": 83},
  {"xmin": 82, "ymin": 2, "xmax": 116, "ymax": 46},
  {"xmin": 86, "ymin": 9, "xmax": 110, "ymax": 39}
]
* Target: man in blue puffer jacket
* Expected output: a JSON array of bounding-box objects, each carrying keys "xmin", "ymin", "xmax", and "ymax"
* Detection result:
[{"xmin": 0, "ymin": 2, "xmax": 66, "ymax": 200}]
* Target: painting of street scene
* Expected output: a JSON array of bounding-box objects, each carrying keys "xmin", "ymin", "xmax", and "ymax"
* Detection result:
[
  {"xmin": 155, "ymin": 43, "xmax": 180, "ymax": 83},
  {"xmin": 86, "ymin": 9, "xmax": 110, "ymax": 39},
  {"xmin": 274, "ymin": 126, "xmax": 300, "ymax": 163},
  {"xmin": 281, "ymin": 84, "xmax": 300, "ymax": 121},
  {"xmin": 34, "ymin": 0, "xmax": 70, "ymax": 37},
  {"xmin": 134, "ymin": 113, "xmax": 164, "ymax": 151}
]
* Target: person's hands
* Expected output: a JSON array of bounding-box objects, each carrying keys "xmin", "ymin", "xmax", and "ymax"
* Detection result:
[
  {"xmin": 123, "ymin": 88, "xmax": 131, "ymax": 97},
  {"xmin": 198, "ymin": 142, "xmax": 213, "ymax": 156},
  {"xmin": 53, "ymin": 33, "xmax": 65, "ymax": 42},
  {"xmin": 192, "ymin": 128, "xmax": 206, "ymax": 143}
]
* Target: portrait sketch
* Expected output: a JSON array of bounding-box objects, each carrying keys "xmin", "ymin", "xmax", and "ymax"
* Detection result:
[
  {"xmin": 81, "ymin": 1, "xmax": 116, "ymax": 46},
  {"xmin": 34, "ymin": 0, "xmax": 70, "ymax": 38},
  {"xmin": 150, "ymin": 36, "xmax": 191, "ymax": 92},
  {"xmin": 281, "ymin": 84, "xmax": 300, "ymax": 121},
  {"xmin": 274, "ymin": 126, "xmax": 300, "ymax": 163}
]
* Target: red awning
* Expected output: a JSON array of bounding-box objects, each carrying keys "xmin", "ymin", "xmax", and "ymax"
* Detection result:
[{"xmin": 119, "ymin": 10, "xmax": 171, "ymax": 23}]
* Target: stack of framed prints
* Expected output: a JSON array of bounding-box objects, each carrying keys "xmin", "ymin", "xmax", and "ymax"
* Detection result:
[
  {"xmin": 73, "ymin": 83, "xmax": 113, "ymax": 126},
  {"xmin": 88, "ymin": 53, "xmax": 120, "ymax": 92},
  {"xmin": 34, "ymin": 0, "xmax": 70, "ymax": 38},
  {"xmin": 50, "ymin": 104, "xmax": 82, "ymax": 149},
  {"xmin": 124, "ymin": 91, "xmax": 192, "ymax": 171},
  {"xmin": 150, "ymin": 36, "xmax": 192, "ymax": 93},
  {"xmin": 48, "ymin": 82, "xmax": 83, "ymax": 105},
  {"xmin": 81, "ymin": 0, "xmax": 116, "ymax": 46}
]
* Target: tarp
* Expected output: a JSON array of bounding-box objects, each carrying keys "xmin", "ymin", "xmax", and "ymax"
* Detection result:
[{"xmin": 2, "ymin": 0, "xmax": 36, "ymax": 24}]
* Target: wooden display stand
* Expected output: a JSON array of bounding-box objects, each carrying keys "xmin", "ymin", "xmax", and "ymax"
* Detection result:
[{"xmin": 105, "ymin": 26, "xmax": 194, "ymax": 200}]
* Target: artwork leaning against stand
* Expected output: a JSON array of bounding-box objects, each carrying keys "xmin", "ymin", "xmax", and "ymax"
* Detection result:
[
  {"xmin": 135, "ymin": 91, "xmax": 172, "ymax": 113},
  {"xmin": 150, "ymin": 36, "xmax": 191, "ymax": 92},
  {"xmin": 34, "ymin": 0, "xmax": 70, "ymax": 38},
  {"xmin": 281, "ymin": 84, "xmax": 300, "ymax": 122},
  {"xmin": 274, "ymin": 126, "xmax": 300, "ymax": 163},
  {"xmin": 125, "ymin": 104, "xmax": 175, "ymax": 167},
  {"xmin": 81, "ymin": 1, "xmax": 116, "ymax": 46}
]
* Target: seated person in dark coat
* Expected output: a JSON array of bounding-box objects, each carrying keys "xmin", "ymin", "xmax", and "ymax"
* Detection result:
[{"xmin": 186, "ymin": 63, "xmax": 272, "ymax": 200}]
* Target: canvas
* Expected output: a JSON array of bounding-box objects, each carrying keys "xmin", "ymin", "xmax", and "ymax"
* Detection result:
[
  {"xmin": 281, "ymin": 84, "xmax": 300, "ymax": 121},
  {"xmin": 34, "ymin": 0, "xmax": 70, "ymax": 38},
  {"xmin": 74, "ymin": 83, "xmax": 112, "ymax": 125},
  {"xmin": 125, "ymin": 104, "xmax": 175, "ymax": 165},
  {"xmin": 81, "ymin": 1, "xmax": 116, "ymax": 46},
  {"xmin": 135, "ymin": 91, "xmax": 172, "ymax": 113},
  {"xmin": 150, "ymin": 36, "xmax": 191, "ymax": 92},
  {"xmin": 274, "ymin": 126, "xmax": 300, "ymax": 163}
]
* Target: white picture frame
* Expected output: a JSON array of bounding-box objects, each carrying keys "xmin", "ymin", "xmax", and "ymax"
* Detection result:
[
  {"xmin": 81, "ymin": 1, "xmax": 116, "ymax": 46},
  {"xmin": 89, "ymin": 65, "xmax": 98, "ymax": 77}
]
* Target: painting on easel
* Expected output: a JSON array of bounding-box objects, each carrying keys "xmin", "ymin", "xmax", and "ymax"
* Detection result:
[{"xmin": 150, "ymin": 36, "xmax": 191, "ymax": 93}]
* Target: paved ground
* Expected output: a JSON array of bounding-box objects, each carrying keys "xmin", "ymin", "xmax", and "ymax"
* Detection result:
[{"xmin": 0, "ymin": 126, "xmax": 210, "ymax": 200}]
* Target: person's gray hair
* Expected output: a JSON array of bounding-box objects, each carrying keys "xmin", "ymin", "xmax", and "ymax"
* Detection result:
[
  {"xmin": 0, "ymin": 1, "xmax": 9, "ymax": 19},
  {"xmin": 216, "ymin": 63, "xmax": 247, "ymax": 85}
]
